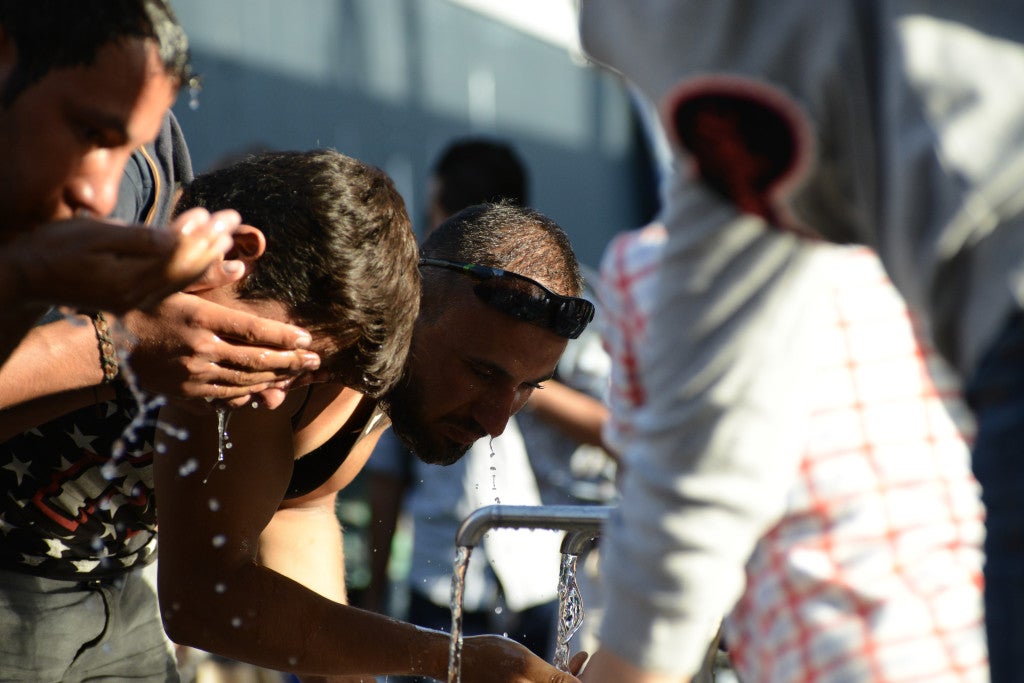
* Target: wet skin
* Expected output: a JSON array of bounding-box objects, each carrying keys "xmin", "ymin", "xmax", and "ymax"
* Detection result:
[{"xmin": 387, "ymin": 276, "xmax": 568, "ymax": 466}]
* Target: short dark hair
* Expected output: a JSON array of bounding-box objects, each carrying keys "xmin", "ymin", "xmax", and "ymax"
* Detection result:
[
  {"xmin": 420, "ymin": 201, "xmax": 583, "ymax": 317},
  {"xmin": 432, "ymin": 139, "xmax": 529, "ymax": 216},
  {"xmin": 0, "ymin": 0, "xmax": 191, "ymax": 106},
  {"xmin": 176, "ymin": 149, "xmax": 420, "ymax": 397}
]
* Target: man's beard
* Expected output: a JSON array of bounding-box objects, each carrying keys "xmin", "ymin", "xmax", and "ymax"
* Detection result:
[{"xmin": 383, "ymin": 377, "xmax": 470, "ymax": 467}]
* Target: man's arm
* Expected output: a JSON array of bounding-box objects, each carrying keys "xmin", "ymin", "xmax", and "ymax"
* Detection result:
[
  {"xmin": 525, "ymin": 380, "xmax": 613, "ymax": 456},
  {"xmin": 0, "ymin": 292, "xmax": 319, "ymax": 430},
  {"xmin": 363, "ymin": 469, "xmax": 404, "ymax": 614},
  {"xmin": 0, "ymin": 208, "xmax": 239, "ymax": 368},
  {"xmin": 263, "ymin": 491, "xmax": 384, "ymax": 683},
  {"xmin": 154, "ymin": 401, "xmax": 580, "ymax": 682},
  {"xmin": 361, "ymin": 431, "xmax": 411, "ymax": 614}
]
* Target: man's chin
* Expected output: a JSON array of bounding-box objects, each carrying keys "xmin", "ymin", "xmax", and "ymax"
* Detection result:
[
  {"xmin": 413, "ymin": 438, "xmax": 469, "ymax": 467},
  {"xmin": 391, "ymin": 423, "xmax": 468, "ymax": 467}
]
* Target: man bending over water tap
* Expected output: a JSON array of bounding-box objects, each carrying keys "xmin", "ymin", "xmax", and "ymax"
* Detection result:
[{"xmin": 153, "ymin": 169, "xmax": 592, "ymax": 679}]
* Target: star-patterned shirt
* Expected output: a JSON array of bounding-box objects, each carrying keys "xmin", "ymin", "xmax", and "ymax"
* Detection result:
[{"xmin": 0, "ymin": 395, "xmax": 159, "ymax": 580}]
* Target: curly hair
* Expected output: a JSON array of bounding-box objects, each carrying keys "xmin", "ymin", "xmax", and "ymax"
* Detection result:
[{"xmin": 177, "ymin": 149, "xmax": 420, "ymax": 397}]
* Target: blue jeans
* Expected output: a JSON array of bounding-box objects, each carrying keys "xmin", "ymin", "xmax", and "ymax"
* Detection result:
[{"xmin": 967, "ymin": 311, "xmax": 1024, "ymax": 683}]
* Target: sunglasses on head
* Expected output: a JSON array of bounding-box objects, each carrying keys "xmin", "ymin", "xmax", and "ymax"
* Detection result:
[{"xmin": 419, "ymin": 257, "xmax": 595, "ymax": 339}]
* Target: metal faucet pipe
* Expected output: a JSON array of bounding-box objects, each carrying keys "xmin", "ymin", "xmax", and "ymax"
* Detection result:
[
  {"xmin": 560, "ymin": 528, "xmax": 601, "ymax": 556},
  {"xmin": 455, "ymin": 504, "xmax": 614, "ymax": 549}
]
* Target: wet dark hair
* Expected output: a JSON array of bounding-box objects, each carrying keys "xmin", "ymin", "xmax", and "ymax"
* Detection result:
[
  {"xmin": 419, "ymin": 201, "xmax": 583, "ymax": 322},
  {"xmin": 432, "ymin": 139, "xmax": 529, "ymax": 216},
  {"xmin": 176, "ymin": 149, "xmax": 420, "ymax": 397},
  {"xmin": 0, "ymin": 0, "xmax": 191, "ymax": 106}
]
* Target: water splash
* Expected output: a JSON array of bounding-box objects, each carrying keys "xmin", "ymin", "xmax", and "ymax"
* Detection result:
[
  {"xmin": 202, "ymin": 407, "xmax": 233, "ymax": 484},
  {"xmin": 447, "ymin": 545, "xmax": 471, "ymax": 683},
  {"xmin": 553, "ymin": 553, "xmax": 584, "ymax": 672},
  {"xmin": 187, "ymin": 75, "xmax": 202, "ymax": 110},
  {"xmin": 103, "ymin": 317, "xmax": 188, "ymax": 472},
  {"xmin": 488, "ymin": 439, "xmax": 500, "ymax": 504}
]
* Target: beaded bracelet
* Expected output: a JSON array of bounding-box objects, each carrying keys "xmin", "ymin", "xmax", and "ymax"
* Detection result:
[{"xmin": 91, "ymin": 311, "xmax": 120, "ymax": 383}]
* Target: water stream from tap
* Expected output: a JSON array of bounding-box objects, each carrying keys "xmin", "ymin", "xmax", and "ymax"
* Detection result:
[
  {"xmin": 447, "ymin": 545, "xmax": 471, "ymax": 683},
  {"xmin": 554, "ymin": 553, "xmax": 584, "ymax": 671}
]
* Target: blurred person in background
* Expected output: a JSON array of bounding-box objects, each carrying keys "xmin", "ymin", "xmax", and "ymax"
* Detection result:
[
  {"xmin": 577, "ymin": 2, "xmax": 1017, "ymax": 680},
  {"xmin": 598, "ymin": 221, "xmax": 986, "ymax": 682}
]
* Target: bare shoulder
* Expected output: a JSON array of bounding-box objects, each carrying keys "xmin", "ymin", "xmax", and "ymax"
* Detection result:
[{"xmin": 291, "ymin": 384, "xmax": 367, "ymax": 455}]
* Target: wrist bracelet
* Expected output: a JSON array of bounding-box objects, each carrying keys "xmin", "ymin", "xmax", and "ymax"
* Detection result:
[{"xmin": 91, "ymin": 311, "xmax": 120, "ymax": 384}]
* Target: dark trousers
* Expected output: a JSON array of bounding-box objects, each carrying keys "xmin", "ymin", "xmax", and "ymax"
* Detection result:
[{"xmin": 966, "ymin": 310, "xmax": 1024, "ymax": 683}]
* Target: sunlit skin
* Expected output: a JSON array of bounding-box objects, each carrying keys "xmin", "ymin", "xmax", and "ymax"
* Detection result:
[
  {"xmin": 387, "ymin": 275, "xmax": 568, "ymax": 466},
  {"xmin": 0, "ymin": 33, "xmax": 176, "ymax": 237},
  {"xmin": 153, "ymin": 234, "xmax": 583, "ymax": 680},
  {"xmin": 186, "ymin": 225, "xmax": 336, "ymax": 410}
]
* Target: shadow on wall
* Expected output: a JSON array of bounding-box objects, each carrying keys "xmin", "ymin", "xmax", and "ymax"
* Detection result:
[{"xmin": 170, "ymin": 0, "xmax": 659, "ymax": 268}]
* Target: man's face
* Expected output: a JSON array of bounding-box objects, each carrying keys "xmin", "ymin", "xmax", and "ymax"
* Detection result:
[
  {"xmin": 387, "ymin": 278, "xmax": 568, "ymax": 466},
  {"xmin": 0, "ymin": 36, "xmax": 177, "ymax": 238}
]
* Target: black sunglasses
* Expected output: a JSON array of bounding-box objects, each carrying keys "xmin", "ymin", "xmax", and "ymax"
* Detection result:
[{"xmin": 419, "ymin": 257, "xmax": 595, "ymax": 339}]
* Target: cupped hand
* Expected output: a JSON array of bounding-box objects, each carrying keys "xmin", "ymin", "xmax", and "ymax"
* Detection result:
[
  {"xmin": 459, "ymin": 634, "xmax": 583, "ymax": 683},
  {"xmin": 120, "ymin": 292, "xmax": 320, "ymax": 407},
  {"xmin": 4, "ymin": 208, "xmax": 238, "ymax": 313}
]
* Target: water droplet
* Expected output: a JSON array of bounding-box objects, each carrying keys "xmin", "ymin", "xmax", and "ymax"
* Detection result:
[
  {"xmin": 231, "ymin": 616, "xmax": 242, "ymax": 628},
  {"xmin": 179, "ymin": 459, "xmax": 198, "ymax": 476},
  {"xmin": 156, "ymin": 443, "xmax": 167, "ymax": 454},
  {"xmin": 215, "ymin": 583, "xmax": 226, "ymax": 594},
  {"xmin": 212, "ymin": 535, "xmax": 226, "ymax": 547},
  {"xmin": 208, "ymin": 498, "xmax": 221, "ymax": 511},
  {"xmin": 101, "ymin": 462, "xmax": 118, "ymax": 479},
  {"xmin": 188, "ymin": 76, "xmax": 202, "ymax": 110}
]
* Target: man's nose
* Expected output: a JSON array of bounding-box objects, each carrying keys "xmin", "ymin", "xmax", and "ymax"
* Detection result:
[
  {"xmin": 472, "ymin": 388, "xmax": 518, "ymax": 439},
  {"xmin": 66, "ymin": 150, "xmax": 126, "ymax": 219}
]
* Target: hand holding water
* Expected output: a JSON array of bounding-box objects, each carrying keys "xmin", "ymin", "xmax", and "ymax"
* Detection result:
[
  {"xmin": 458, "ymin": 634, "xmax": 586, "ymax": 682},
  {"xmin": 0, "ymin": 207, "xmax": 238, "ymax": 313}
]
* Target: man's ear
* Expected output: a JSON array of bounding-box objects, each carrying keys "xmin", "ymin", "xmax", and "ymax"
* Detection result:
[{"xmin": 226, "ymin": 223, "xmax": 267, "ymax": 263}]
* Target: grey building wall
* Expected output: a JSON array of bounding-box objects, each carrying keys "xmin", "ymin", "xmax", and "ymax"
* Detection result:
[{"xmin": 169, "ymin": 0, "xmax": 657, "ymax": 269}]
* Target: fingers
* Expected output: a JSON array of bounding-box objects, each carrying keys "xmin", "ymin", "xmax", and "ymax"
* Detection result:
[
  {"xmin": 172, "ymin": 207, "xmax": 241, "ymax": 238},
  {"xmin": 195, "ymin": 342, "xmax": 321, "ymax": 378},
  {"xmin": 161, "ymin": 209, "xmax": 240, "ymax": 286},
  {"xmin": 191, "ymin": 299, "xmax": 314, "ymax": 350}
]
